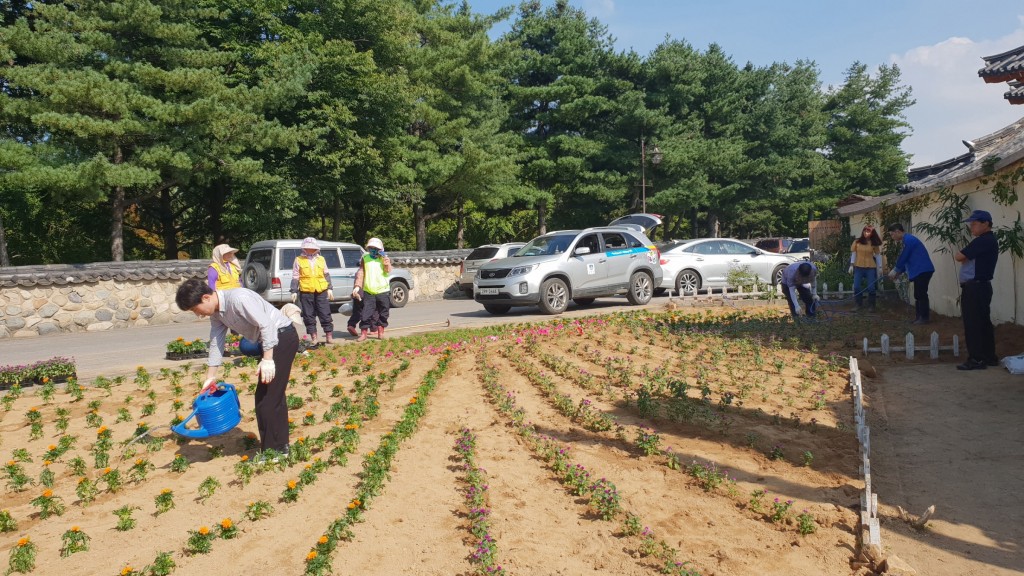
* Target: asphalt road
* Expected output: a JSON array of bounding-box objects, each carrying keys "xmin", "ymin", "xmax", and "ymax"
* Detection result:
[{"xmin": 0, "ymin": 295, "xmax": 673, "ymax": 380}]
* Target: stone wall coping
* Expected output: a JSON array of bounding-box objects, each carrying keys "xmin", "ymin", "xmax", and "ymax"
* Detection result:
[{"xmin": 0, "ymin": 249, "xmax": 473, "ymax": 288}]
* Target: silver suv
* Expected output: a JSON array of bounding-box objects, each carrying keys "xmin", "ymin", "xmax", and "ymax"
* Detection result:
[
  {"xmin": 473, "ymin": 216, "xmax": 664, "ymax": 315},
  {"xmin": 459, "ymin": 242, "xmax": 526, "ymax": 296},
  {"xmin": 241, "ymin": 239, "xmax": 415, "ymax": 308}
]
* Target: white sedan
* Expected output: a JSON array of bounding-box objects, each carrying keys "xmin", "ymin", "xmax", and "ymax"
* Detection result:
[{"xmin": 658, "ymin": 238, "xmax": 798, "ymax": 295}]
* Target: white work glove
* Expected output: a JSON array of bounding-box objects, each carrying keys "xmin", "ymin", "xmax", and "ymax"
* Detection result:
[
  {"xmin": 351, "ymin": 288, "xmax": 362, "ymax": 301},
  {"xmin": 847, "ymin": 265, "xmax": 854, "ymax": 275},
  {"xmin": 257, "ymin": 359, "xmax": 276, "ymax": 384},
  {"xmin": 876, "ymin": 267, "xmax": 883, "ymax": 277},
  {"xmin": 327, "ymin": 289, "xmax": 334, "ymax": 301},
  {"xmin": 888, "ymin": 270, "xmax": 897, "ymax": 280},
  {"xmin": 290, "ymin": 293, "xmax": 298, "ymax": 303},
  {"xmin": 201, "ymin": 378, "xmax": 218, "ymax": 395},
  {"xmin": 812, "ymin": 293, "xmax": 821, "ymax": 302}
]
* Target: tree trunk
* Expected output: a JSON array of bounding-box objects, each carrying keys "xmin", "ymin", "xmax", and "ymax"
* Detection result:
[
  {"xmin": 537, "ymin": 198, "xmax": 547, "ymax": 236},
  {"xmin": 414, "ymin": 202, "xmax": 427, "ymax": 251},
  {"xmin": 456, "ymin": 200, "xmax": 465, "ymax": 249},
  {"xmin": 0, "ymin": 211, "xmax": 9, "ymax": 267},
  {"xmin": 210, "ymin": 179, "xmax": 226, "ymax": 246},
  {"xmin": 692, "ymin": 207, "xmax": 699, "ymax": 238},
  {"xmin": 110, "ymin": 144, "xmax": 126, "ymax": 261},
  {"xmin": 159, "ymin": 188, "xmax": 179, "ymax": 260},
  {"xmin": 332, "ymin": 197, "xmax": 341, "ymax": 241},
  {"xmin": 707, "ymin": 212, "xmax": 720, "ymax": 238}
]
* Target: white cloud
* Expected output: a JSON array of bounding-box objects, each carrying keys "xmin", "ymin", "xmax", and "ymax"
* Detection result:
[
  {"xmin": 893, "ymin": 19, "xmax": 1024, "ymax": 167},
  {"xmin": 580, "ymin": 0, "xmax": 615, "ymax": 18}
]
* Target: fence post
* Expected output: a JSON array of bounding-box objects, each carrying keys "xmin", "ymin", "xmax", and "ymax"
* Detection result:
[
  {"xmin": 863, "ymin": 337, "xmax": 869, "ymax": 356},
  {"xmin": 881, "ymin": 334, "xmax": 890, "ymax": 357},
  {"xmin": 953, "ymin": 334, "xmax": 960, "ymax": 357},
  {"xmin": 905, "ymin": 332, "xmax": 915, "ymax": 360},
  {"xmin": 930, "ymin": 332, "xmax": 939, "ymax": 359}
]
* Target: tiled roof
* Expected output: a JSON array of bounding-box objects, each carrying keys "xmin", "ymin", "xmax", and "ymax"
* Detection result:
[
  {"xmin": 0, "ymin": 250, "xmax": 474, "ymax": 288},
  {"xmin": 839, "ymin": 115, "xmax": 1024, "ymax": 216},
  {"xmin": 1008, "ymin": 80, "xmax": 1024, "ymax": 105},
  {"xmin": 979, "ymin": 45, "xmax": 1024, "ymax": 83}
]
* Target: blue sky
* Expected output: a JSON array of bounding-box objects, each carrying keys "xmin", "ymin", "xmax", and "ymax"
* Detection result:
[{"xmin": 467, "ymin": 0, "xmax": 1024, "ymax": 167}]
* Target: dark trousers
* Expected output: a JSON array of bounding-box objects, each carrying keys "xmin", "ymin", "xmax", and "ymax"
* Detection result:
[
  {"xmin": 782, "ymin": 284, "xmax": 815, "ymax": 317},
  {"xmin": 299, "ymin": 290, "xmax": 333, "ymax": 336},
  {"xmin": 961, "ymin": 281, "xmax": 996, "ymax": 363},
  {"xmin": 911, "ymin": 271, "xmax": 933, "ymax": 321},
  {"xmin": 348, "ymin": 288, "xmax": 370, "ymax": 329},
  {"xmin": 254, "ymin": 326, "xmax": 298, "ymax": 452},
  {"xmin": 359, "ymin": 292, "xmax": 391, "ymax": 331}
]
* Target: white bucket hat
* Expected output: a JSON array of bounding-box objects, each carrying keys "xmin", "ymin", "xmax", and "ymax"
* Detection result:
[
  {"xmin": 301, "ymin": 237, "xmax": 319, "ymax": 250},
  {"xmin": 366, "ymin": 238, "xmax": 384, "ymax": 250}
]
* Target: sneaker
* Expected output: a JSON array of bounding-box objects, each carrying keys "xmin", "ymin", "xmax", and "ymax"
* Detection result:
[{"xmin": 956, "ymin": 359, "xmax": 987, "ymax": 371}]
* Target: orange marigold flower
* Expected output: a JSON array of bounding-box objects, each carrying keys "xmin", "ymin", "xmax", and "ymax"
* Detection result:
[
  {"xmin": 220, "ymin": 518, "xmax": 233, "ymax": 529},
  {"xmin": 29, "ymin": 407, "xmax": 38, "ymax": 412},
  {"xmin": 240, "ymin": 455, "xmax": 249, "ymax": 462},
  {"xmin": 161, "ymin": 488, "xmax": 172, "ymax": 494},
  {"xmin": 103, "ymin": 467, "xmax": 112, "ymax": 475},
  {"xmin": 121, "ymin": 567, "xmax": 133, "ymax": 576},
  {"xmin": 287, "ymin": 480, "xmax": 297, "ymax": 490},
  {"xmin": 198, "ymin": 526, "xmax": 210, "ymax": 536},
  {"xmin": 7, "ymin": 460, "xmax": 15, "ymax": 466},
  {"xmin": 136, "ymin": 458, "xmax": 144, "ymax": 465},
  {"xmin": 318, "ymin": 535, "xmax": 328, "ymax": 545},
  {"xmin": 47, "ymin": 445, "xmax": 56, "ymax": 451},
  {"xmin": 306, "ymin": 551, "xmax": 318, "ymax": 561},
  {"xmin": 177, "ymin": 337, "xmax": 184, "ymax": 341},
  {"xmin": 305, "ymin": 411, "xmax": 313, "ymax": 417},
  {"xmin": 304, "ymin": 464, "xmax": 312, "ymax": 470},
  {"xmin": 247, "ymin": 432, "xmax": 257, "ymax": 439},
  {"xmin": 409, "ymin": 397, "xmax": 417, "ymax": 404},
  {"xmin": 17, "ymin": 537, "xmax": 29, "ymax": 546},
  {"xmin": 43, "ymin": 460, "xmax": 52, "ymax": 466},
  {"xmin": 97, "ymin": 426, "xmax": 107, "ymax": 434},
  {"xmin": 41, "ymin": 377, "xmax": 49, "ymax": 383},
  {"xmin": 71, "ymin": 526, "xmax": 80, "ymax": 532},
  {"xmin": 367, "ymin": 451, "xmax": 375, "ymax": 457},
  {"xmin": 42, "ymin": 489, "xmax": 53, "ymax": 498}
]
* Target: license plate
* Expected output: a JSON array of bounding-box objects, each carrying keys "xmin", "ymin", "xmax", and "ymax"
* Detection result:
[{"xmin": 478, "ymin": 287, "xmax": 499, "ymax": 296}]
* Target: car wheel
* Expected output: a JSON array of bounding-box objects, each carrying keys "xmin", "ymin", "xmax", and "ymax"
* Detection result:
[
  {"xmin": 483, "ymin": 304, "xmax": 511, "ymax": 315},
  {"xmin": 626, "ymin": 271, "xmax": 653, "ymax": 305},
  {"xmin": 771, "ymin": 265, "xmax": 787, "ymax": 288},
  {"xmin": 538, "ymin": 278, "xmax": 569, "ymax": 314},
  {"xmin": 676, "ymin": 269, "xmax": 701, "ymax": 295},
  {"xmin": 389, "ymin": 281, "xmax": 409, "ymax": 308},
  {"xmin": 573, "ymin": 297, "xmax": 596, "ymax": 306},
  {"xmin": 243, "ymin": 262, "xmax": 270, "ymax": 292}
]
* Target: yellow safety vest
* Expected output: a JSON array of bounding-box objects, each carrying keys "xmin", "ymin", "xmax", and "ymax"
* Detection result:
[
  {"xmin": 362, "ymin": 254, "xmax": 389, "ymax": 295},
  {"xmin": 296, "ymin": 255, "xmax": 330, "ymax": 293},
  {"xmin": 209, "ymin": 263, "xmax": 241, "ymax": 290}
]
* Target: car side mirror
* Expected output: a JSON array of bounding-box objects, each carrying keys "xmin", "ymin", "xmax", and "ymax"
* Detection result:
[{"xmin": 574, "ymin": 246, "xmax": 591, "ymax": 255}]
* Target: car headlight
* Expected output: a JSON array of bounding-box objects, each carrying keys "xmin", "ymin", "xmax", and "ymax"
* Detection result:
[{"xmin": 509, "ymin": 264, "xmax": 536, "ymax": 276}]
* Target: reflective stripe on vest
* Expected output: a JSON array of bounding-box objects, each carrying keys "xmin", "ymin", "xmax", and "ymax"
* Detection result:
[
  {"xmin": 362, "ymin": 254, "xmax": 389, "ymax": 295},
  {"xmin": 296, "ymin": 255, "xmax": 329, "ymax": 293},
  {"xmin": 209, "ymin": 263, "xmax": 241, "ymax": 290}
]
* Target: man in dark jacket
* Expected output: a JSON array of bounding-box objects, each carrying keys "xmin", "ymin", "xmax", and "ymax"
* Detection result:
[{"xmin": 953, "ymin": 210, "xmax": 999, "ymax": 370}]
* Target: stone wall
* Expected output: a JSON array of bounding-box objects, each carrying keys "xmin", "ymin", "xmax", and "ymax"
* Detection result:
[{"xmin": 0, "ymin": 250, "xmax": 470, "ymax": 339}]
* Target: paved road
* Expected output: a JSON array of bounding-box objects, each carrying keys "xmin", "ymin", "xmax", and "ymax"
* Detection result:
[{"xmin": 0, "ymin": 295, "xmax": 672, "ymax": 380}]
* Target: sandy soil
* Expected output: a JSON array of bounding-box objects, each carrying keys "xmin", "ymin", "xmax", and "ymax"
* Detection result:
[{"xmin": 0, "ymin": 303, "xmax": 1021, "ymax": 575}]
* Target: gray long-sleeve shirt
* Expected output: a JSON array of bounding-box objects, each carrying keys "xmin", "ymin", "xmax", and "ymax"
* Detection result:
[{"xmin": 208, "ymin": 288, "xmax": 292, "ymax": 367}]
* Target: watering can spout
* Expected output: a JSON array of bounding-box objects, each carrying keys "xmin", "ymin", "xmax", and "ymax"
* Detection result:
[{"xmin": 171, "ymin": 383, "xmax": 241, "ymax": 440}]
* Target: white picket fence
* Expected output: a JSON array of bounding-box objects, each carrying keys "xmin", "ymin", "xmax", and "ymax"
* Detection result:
[
  {"xmin": 672, "ymin": 280, "xmax": 858, "ymax": 301},
  {"xmin": 850, "ymin": 357, "xmax": 882, "ymax": 550},
  {"xmin": 862, "ymin": 332, "xmax": 960, "ymax": 359}
]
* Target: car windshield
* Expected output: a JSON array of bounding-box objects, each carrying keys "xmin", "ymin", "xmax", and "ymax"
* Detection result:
[
  {"xmin": 789, "ymin": 239, "xmax": 809, "ymax": 252},
  {"xmin": 514, "ymin": 234, "xmax": 577, "ymax": 256}
]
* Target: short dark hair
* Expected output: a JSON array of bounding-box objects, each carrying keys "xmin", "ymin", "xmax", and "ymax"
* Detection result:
[
  {"xmin": 176, "ymin": 278, "xmax": 212, "ymax": 311},
  {"xmin": 887, "ymin": 223, "xmax": 904, "ymax": 232},
  {"xmin": 798, "ymin": 262, "xmax": 812, "ymax": 276}
]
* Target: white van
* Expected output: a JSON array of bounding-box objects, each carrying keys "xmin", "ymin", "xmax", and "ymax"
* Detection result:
[{"xmin": 240, "ymin": 239, "xmax": 415, "ymax": 308}]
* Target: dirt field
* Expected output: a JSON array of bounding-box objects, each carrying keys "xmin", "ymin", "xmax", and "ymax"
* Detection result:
[{"xmin": 0, "ymin": 302, "xmax": 1020, "ymax": 575}]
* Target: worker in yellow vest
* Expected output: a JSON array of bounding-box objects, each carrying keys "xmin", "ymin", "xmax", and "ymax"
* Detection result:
[
  {"xmin": 208, "ymin": 244, "xmax": 242, "ymax": 291},
  {"xmin": 352, "ymin": 237, "xmax": 392, "ymax": 342},
  {"xmin": 290, "ymin": 237, "xmax": 334, "ymax": 345}
]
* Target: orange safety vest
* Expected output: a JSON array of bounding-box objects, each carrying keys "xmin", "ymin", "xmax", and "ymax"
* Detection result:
[
  {"xmin": 209, "ymin": 262, "xmax": 241, "ymax": 290},
  {"xmin": 296, "ymin": 255, "xmax": 330, "ymax": 293}
]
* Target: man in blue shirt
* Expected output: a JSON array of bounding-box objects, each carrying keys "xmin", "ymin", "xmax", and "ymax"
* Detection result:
[
  {"xmin": 780, "ymin": 261, "xmax": 819, "ymax": 319},
  {"xmin": 886, "ymin": 223, "xmax": 936, "ymax": 324},
  {"xmin": 953, "ymin": 210, "xmax": 1000, "ymax": 370}
]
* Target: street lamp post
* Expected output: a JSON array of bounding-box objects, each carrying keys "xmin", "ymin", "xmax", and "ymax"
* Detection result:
[{"xmin": 641, "ymin": 137, "xmax": 663, "ymax": 213}]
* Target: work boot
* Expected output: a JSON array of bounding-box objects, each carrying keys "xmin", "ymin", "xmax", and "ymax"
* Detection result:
[
  {"xmin": 356, "ymin": 330, "xmax": 368, "ymax": 342},
  {"xmin": 376, "ymin": 327, "xmax": 385, "ymax": 339},
  {"xmin": 325, "ymin": 333, "xmax": 334, "ymax": 345},
  {"xmin": 347, "ymin": 325, "xmax": 359, "ymax": 337}
]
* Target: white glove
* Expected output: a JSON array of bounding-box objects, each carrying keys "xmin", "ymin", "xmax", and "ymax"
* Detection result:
[
  {"xmin": 257, "ymin": 359, "xmax": 276, "ymax": 384},
  {"xmin": 847, "ymin": 265, "xmax": 854, "ymax": 275},
  {"xmin": 327, "ymin": 289, "xmax": 334, "ymax": 301},
  {"xmin": 812, "ymin": 293, "xmax": 820, "ymax": 302},
  {"xmin": 201, "ymin": 378, "xmax": 218, "ymax": 395},
  {"xmin": 290, "ymin": 293, "xmax": 298, "ymax": 303},
  {"xmin": 888, "ymin": 270, "xmax": 897, "ymax": 280},
  {"xmin": 876, "ymin": 267, "xmax": 883, "ymax": 277},
  {"xmin": 351, "ymin": 288, "xmax": 362, "ymax": 301}
]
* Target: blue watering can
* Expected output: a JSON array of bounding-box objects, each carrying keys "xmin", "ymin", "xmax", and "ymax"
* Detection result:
[{"xmin": 171, "ymin": 383, "xmax": 242, "ymax": 439}]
